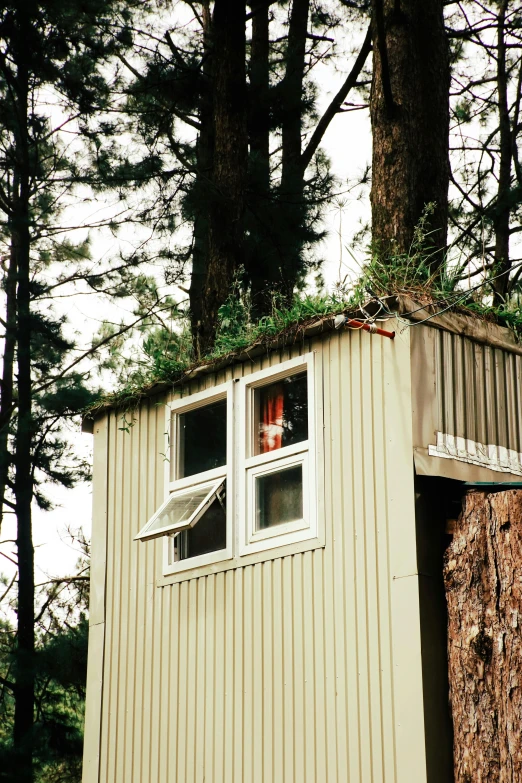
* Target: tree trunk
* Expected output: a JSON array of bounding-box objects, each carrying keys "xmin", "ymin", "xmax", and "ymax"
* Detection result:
[
  {"xmin": 492, "ymin": 0, "xmax": 512, "ymax": 306},
  {"xmin": 279, "ymin": 0, "xmax": 310, "ymax": 301},
  {"xmin": 12, "ymin": 16, "xmax": 35, "ymax": 781},
  {"xmin": 444, "ymin": 489, "xmax": 522, "ymax": 782},
  {"xmin": 189, "ymin": 0, "xmax": 213, "ymax": 348},
  {"xmin": 370, "ymin": 0, "xmax": 450, "ymax": 265},
  {"xmin": 194, "ymin": 0, "xmax": 248, "ymax": 359},
  {"xmin": 247, "ymin": 0, "xmax": 274, "ymax": 315}
]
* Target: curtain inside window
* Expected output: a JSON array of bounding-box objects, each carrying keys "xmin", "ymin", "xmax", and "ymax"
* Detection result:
[{"xmin": 259, "ymin": 382, "xmax": 284, "ymax": 453}]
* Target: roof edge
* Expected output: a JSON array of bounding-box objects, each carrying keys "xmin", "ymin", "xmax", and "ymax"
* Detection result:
[
  {"xmin": 397, "ymin": 294, "xmax": 522, "ymax": 356},
  {"xmin": 83, "ymin": 295, "xmax": 522, "ymax": 424}
]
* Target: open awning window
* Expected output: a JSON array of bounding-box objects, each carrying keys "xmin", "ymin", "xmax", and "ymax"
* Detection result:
[{"xmin": 135, "ymin": 478, "xmax": 225, "ymax": 542}]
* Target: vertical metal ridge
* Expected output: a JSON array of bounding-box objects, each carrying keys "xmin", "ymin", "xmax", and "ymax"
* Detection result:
[
  {"xmin": 432, "ymin": 330, "xmax": 520, "ymax": 452},
  {"xmin": 379, "ymin": 335, "xmax": 398, "ymax": 783}
]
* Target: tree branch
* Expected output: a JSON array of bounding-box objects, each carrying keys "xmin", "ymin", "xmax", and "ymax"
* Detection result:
[{"xmin": 300, "ymin": 25, "xmax": 371, "ymax": 172}]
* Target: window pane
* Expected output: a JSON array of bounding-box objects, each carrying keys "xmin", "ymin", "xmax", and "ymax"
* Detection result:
[
  {"xmin": 179, "ymin": 399, "xmax": 227, "ymax": 478},
  {"xmin": 177, "ymin": 492, "xmax": 226, "ymax": 560},
  {"xmin": 146, "ymin": 485, "xmax": 212, "ymax": 535},
  {"xmin": 255, "ymin": 373, "xmax": 307, "ymax": 455},
  {"xmin": 256, "ymin": 465, "xmax": 303, "ymax": 529}
]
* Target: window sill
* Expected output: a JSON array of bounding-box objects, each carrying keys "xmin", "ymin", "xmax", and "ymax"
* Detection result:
[{"xmin": 156, "ymin": 533, "xmax": 325, "ymax": 587}]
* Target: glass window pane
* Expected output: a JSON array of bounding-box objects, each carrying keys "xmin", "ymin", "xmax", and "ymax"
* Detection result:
[
  {"xmin": 179, "ymin": 399, "xmax": 227, "ymax": 478},
  {"xmin": 146, "ymin": 485, "xmax": 212, "ymax": 535},
  {"xmin": 255, "ymin": 373, "xmax": 307, "ymax": 455},
  {"xmin": 256, "ymin": 465, "xmax": 303, "ymax": 529},
  {"xmin": 177, "ymin": 492, "xmax": 226, "ymax": 560}
]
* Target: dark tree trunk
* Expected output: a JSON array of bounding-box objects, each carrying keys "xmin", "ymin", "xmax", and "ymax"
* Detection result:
[
  {"xmin": 370, "ymin": 0, "xmax": 450, "ymax": 265},
  {"xmin": 492, "ymin": 0, "xmax": 512, "ymax": 306},
  {"xmin": 11, "ymin": 19, "xmax": 35, "ymax": 782},
  {"xmin": 193, "ymin": 0, "xmax": 248, "ymax": 358},
  {"xmin": 189, "ymin": 0, "xmax": 214, "ymax": 348},
  {"xmin": 247, "ymin": 0, "xmax": 273, "ymax": 314},
  {"xmin": 444, "ymin": 489, "xmax": 522, "ymax": 782},
  {"xmin": 279, "ymin": 0, "xmax": 310, "ymax": 301}
]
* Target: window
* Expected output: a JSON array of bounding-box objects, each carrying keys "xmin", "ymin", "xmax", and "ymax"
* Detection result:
[
  {"xmin": 238, "ymin": 353, "xmax": 317, "ymax": 555},
  {"xmin": 136, "ymin": 384, "xmax": 233, "ymax": 572},
  {"xmin": 137, "ymin": 353, "xmax": 319, "ymax": 575}
]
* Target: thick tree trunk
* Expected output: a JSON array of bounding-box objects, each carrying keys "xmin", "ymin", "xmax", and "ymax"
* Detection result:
[
  {"xmin": 189, "ymin": 0, "xmax": 213, "ymax": 349},
  {"xmin": 492, "ymin": 1, "xmax": 512, "ymax": 306},
  {"xmin": 370, "ymin": 0, "xmax": 450, "ymax": 265},
  {"xmin": 279, "ymin": 0, "xmax": 309, "ymax": 301},
  {"xmin": 444, "ymin": 489, "xmax": 522, "ymax": 782},
  {"xmin": 193, "ymin": 0, "xmax": 247, "ymax": 359},
  {"xmin": 247, "ymin": 0, "xmax": 273, "ymax": 314}
]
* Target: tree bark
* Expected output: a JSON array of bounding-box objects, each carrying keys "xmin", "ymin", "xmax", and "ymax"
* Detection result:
[
  {"xmin": 492, "ymin": 0, "xmax": 512, "ymax": 306},
  {"xmin": 246, "ymin": 0, "xmax": 273, "ymax": 314},
  {"xmin": 11, "ymin": 13, "xmax": 35, "ymax": 781},
  {"xmin": 279, "ymin": 0, "xmax": 310, "ymax": 301},
  {"xmin": 370, "ymin": 0, "xmax": 450, "ymax": 266},
  {"xmin": 194, "ymin": 0, "xmax": 248, "ymax": 358},
  {"xmin": 444, "ymin": 489, "xmax": 522, "ymax": 782},
  {"xmin": 189, "ymin": 0, "xmax": 213, "ymax": 350}
]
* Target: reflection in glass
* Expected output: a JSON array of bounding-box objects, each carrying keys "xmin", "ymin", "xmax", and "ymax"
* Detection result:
[
  {"xmin": 145, "ymin": 485, "xmax": 213, "ymax": 535},
  {"xmin": 256, "ymin": 465, "xmax": 303, "ymax": 529},
  {"xmin": 177, "ymin": 490, "xmax": 226, "ymax": 559},
  {"xmin": 255, "ymin": 373, "xmax": 307, "ymax": 455},
  {"xmin": 178, "ymin": 399, "xmax": 227, "ymax": 478}
]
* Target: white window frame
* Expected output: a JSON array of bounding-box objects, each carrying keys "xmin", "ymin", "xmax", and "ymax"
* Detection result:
[
  {"xmin": 135, "ymin": 477, "xmax": 225, "ymax": 542},
  {"xmin": 237, "ymin": 353, "xmax": 317, "ymax": 556},
  {"xmin": 162, "ymin": 382, "xmax": 234, "ymax": 575}
]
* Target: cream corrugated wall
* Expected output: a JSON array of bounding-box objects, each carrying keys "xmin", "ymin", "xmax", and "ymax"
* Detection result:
[{"xmin": 83, "ymin": 325, "xmax": 427, "ymax": 783}]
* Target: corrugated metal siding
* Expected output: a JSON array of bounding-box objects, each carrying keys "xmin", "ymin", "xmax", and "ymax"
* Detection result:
[
  {"xmin": 411, "ymin": 325, "xmax": 522, "ymax": 481},
  {"xmin": 434, "ymin": 328, "xmax": 522, "ymax": 451},
  {"xmin": 83, "ymin": 327, "xmax": 427, "ymax": 783}
]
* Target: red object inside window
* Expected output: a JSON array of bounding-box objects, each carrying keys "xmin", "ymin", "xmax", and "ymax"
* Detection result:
[{"xmin": 259, "ymin": 382, "xmax": 284, "ymax": 453}]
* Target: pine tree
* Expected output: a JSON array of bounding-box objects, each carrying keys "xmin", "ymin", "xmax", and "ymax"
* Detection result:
[
  {"xmin": 119, "ymin": 0, "xmax": 372, "ymax": 355},
  {"xmin": 369, "ymin": 0, "xmax": 450, "ymax": 265},
  {"xmin": 0, "ymin": 3, "xmax": 148, "ymax": 779}
]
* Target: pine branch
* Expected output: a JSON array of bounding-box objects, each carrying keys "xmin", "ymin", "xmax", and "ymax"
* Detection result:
[
  {"xmin": 0, "ymin": 572, "xmax": 17, "ymax": 604},
  {"xmin": 0, "ymin": 674, "xmax": 15, "ymax": 693},
  {"xmin": 32, "ymin": 298, "xmax": 173, "ymax": 396},
  {"xmin": 300, "ymin": 25, "xmax": 371, "ymax": 173}
]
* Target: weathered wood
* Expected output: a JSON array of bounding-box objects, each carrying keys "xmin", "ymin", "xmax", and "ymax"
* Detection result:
[{"xmin": 444, "ymin": 489, "xmax": 522, "ymax": 782}]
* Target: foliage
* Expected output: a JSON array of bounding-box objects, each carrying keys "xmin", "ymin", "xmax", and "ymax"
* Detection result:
[{"xmin": 0, "ymin": 531, "xmax": 89, "ymax": 783}]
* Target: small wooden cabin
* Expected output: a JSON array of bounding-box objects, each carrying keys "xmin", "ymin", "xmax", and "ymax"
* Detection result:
[{"xmin": 82, "ymin": 297, "xmax": 522, "ymax": 783}]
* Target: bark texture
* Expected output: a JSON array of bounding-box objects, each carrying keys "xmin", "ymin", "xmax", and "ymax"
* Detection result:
[
  {"xmin": 444, "ymin": 489, "xmax": 522, "ymax": 783},
  {"xmin": 194, "ymin": 0, "xmax": 247, "ymax": 358},
  {"xmin": 492, "ymin": 0, "xmax": 512, "ymax": 305},
  {"xmin": 370, "ymin": 0, "xmax": 450, "ymax": 264}
]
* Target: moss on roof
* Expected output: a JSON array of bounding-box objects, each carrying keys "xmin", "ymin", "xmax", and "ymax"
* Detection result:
[{"xmin": 84, "ymin": 290, "xmax": 522, "ymax": 421}]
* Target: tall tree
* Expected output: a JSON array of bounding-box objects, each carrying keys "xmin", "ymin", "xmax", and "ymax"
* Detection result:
[
  {"xmin": 192, "ymin": 0, "xmax": 248, "ymax": 357},
  {"xmin": 0, "ymin": 2, "xmax": 150, "ymax": 779},
  {"xmin": 120, "ymin": 0, "xmax": 373, "ymax": 355},
  {"xmin": 369, "ymin": 0, "xmax": 450, "ymax": 264}
]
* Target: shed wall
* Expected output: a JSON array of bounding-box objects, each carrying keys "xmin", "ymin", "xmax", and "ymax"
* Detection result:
[
  {"xmin": 83, "ymin": 327, "xmax": 427, "ymax": 782},
  {"xmin": 412, "ymin": 325, "xmax": 522, "ymax": 481}
]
